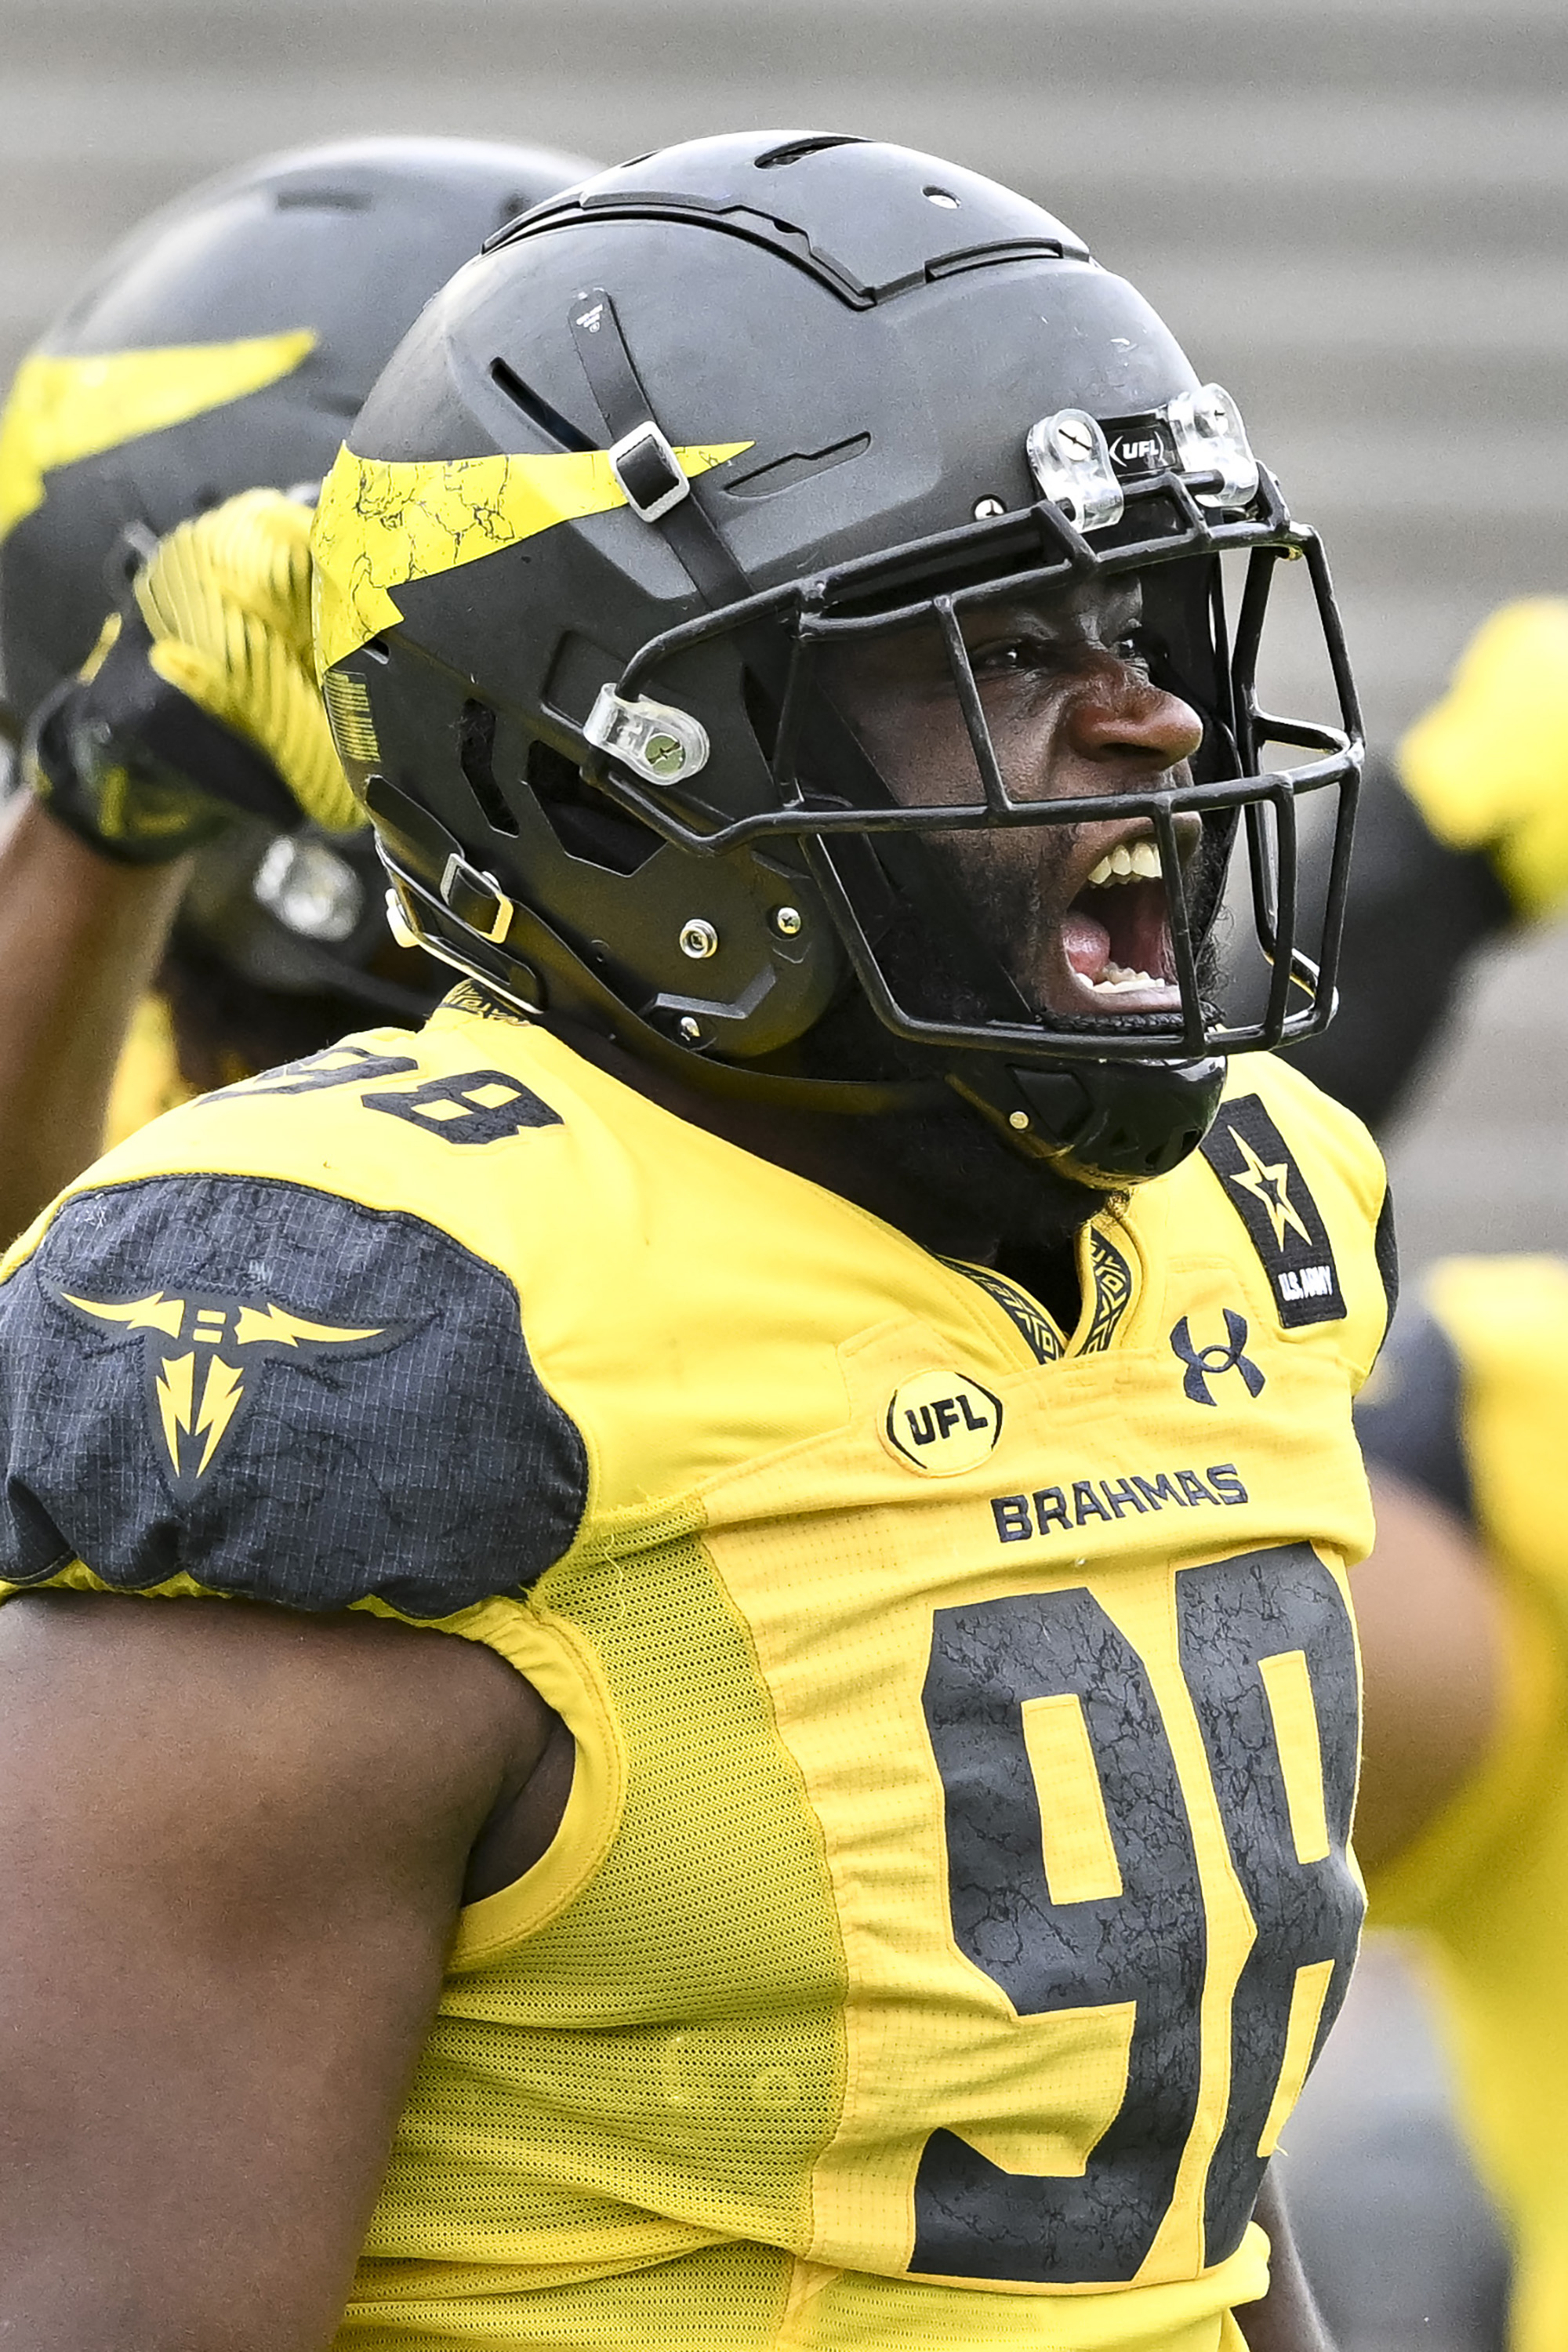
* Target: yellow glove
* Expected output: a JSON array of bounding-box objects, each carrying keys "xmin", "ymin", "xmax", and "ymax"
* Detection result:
[
  {"xmin": 1399, "ymin": 597, "xmax": 1568, "ymax": 921},
  {"xmin": 136, "ymin": 488, "xmax": 361, "ymax": 835},
  {"xmin": 28, "ymin": 488, "xmax": 362, "ymax": 863}
]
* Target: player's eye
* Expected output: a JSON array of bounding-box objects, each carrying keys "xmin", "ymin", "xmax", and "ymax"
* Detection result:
[
  {"xmin": 968, "ymin": 632, "xmax": 1065, "ymax": 680},
  {"xmin": 1113, "ymin": 630, "xmax": 1154, "ymax": 677},
  {"xmin": 970, "ymin": 639, "xmax": 1027, "ymax": 675}
]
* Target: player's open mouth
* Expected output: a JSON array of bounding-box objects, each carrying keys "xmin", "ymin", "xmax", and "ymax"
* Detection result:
[{"xmin": 1058, "ymin": 826, "xmax": 1191, "ymax": 1014}]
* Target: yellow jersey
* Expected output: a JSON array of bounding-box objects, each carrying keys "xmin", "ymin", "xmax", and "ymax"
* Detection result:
[
  {"xmin": 1398, "ymin": 598, "xmax": 1568, "ymax": 920},
  {"xmin": 0, "ymin": 992, "xmax": 1392, "ymax": 2352},
  {"xmin": 102, "ymin": 989, "xmax": 196, "ymax": 1148},
  {"xmin": 1358, "ymin": 1255, "xmax": 1568, "ymax": 2352}
]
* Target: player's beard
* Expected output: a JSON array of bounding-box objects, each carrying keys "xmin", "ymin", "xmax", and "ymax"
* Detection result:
[
  {"xmin": 796, "ymin": 966, "xmax": 1113, "ymax": 1279},
  {"xmin": 795, "ymin": 869, "xmax": 1221, "ymax": 1299}
]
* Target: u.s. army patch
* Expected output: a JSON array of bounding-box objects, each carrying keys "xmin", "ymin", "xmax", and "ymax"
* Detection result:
[{"xmin": 1200, "ymin": 1097, "xmax": 1345, "ymax": 1329}]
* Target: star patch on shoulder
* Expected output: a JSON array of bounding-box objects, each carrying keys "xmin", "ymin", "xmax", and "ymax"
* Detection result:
[
  {"xmin": 1199, "ymin": 1097, "xmax": 1345, "ymax": 1329},
  {"xmin": 52, "ymin": 1283, "xmax": 412, "ymax": 1500}
]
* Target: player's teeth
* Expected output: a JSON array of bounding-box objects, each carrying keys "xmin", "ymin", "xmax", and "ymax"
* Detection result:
[{"xmin": 1085, "ymin": 841, "xmax": 1163, "ymax": 889}]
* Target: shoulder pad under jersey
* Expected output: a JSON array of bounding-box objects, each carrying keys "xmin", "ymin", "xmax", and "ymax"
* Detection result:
[
  {"xmin": 0, "ymin": 1162, "xmax": 588, "ymax": 1619},
  {"xmin": 1354, "ymin": 1301, "xmax": 1472, "ymax": 1526}
]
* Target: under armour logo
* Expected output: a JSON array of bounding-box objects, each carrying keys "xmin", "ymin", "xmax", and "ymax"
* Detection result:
[{"xmin": 1169, "ymin": 1310, "xmax": 1266, "ymax": 1408}]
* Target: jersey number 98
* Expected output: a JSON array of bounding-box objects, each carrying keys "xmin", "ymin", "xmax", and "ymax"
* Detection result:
[{"xmin": 915, "ymin": 1543, "xmax": 1360, "ymax": 2283}]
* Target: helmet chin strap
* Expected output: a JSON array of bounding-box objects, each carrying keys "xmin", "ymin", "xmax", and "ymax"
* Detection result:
[
  {"xmin": 367, "ymin": 772, "xmax": 944, "ymax": 1116},
  {"xmin": 946, "ymin": 1054, "xmax": 1227, "ymax": 1189}
]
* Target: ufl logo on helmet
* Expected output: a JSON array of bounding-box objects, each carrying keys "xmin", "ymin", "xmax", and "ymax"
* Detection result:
[{"xmin": 882, "ymin": 1369, "xmax": 1004, "ymax": 1475}]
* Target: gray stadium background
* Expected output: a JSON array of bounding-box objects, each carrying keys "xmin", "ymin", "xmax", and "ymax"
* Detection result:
[{"xmin": 3, "ymin": 4, "xmax": 1563, "ymax": 2343}]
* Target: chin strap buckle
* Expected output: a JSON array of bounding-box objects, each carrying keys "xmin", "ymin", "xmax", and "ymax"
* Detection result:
[
  {"xmin": 608, "ymin": 421, "xmax": 691, "ymax": 522},
  {"xmin": 440, "ymin": 852, "xmax": 514, "ymax": 944}
]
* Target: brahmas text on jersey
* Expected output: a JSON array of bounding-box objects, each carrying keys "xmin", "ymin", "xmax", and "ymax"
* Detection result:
[
  {"xmin": 1358, "ymin": 1258, "xmax": 1568, "ymax": 2352},
  {"xmin": 0, "ymin": 999, "xmax": 1392, "ymax": 2352}
]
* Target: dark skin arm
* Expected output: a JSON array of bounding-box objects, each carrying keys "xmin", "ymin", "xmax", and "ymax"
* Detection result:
[
  {"xmin": 1351, "ymin": 1468, "xmax": 1502, "ymax": 1878},
  {"xmin": 0, "ymin": 794, "xmax": 190, "ymax": 1245},
  {"xmin": 0, "ymin": 1592, "xmax": 560, "ymax": 2352}
]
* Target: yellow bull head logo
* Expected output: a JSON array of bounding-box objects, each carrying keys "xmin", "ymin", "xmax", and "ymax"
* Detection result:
[{"xmin": 53, "ymin": 1284, "xmax": 410, "ymax": 1498}]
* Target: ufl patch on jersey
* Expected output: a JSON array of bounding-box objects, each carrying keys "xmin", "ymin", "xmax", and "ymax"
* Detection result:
[
  {"xmin": 1200, "ymin": 1096, "xmax": 1345, "ymax": 1329},
  {"xmin": 883, "ymin": 1369, "xmax": 1004, "ymax": 1474}
]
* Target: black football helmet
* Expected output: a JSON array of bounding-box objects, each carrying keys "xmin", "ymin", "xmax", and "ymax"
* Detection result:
[
  {"xmin": 0, "ymin": 132, "xmax": 597, "ymax": 1019},
  {"xmin": 314, "ymin": 132, "xmax": 1362, "ymax": 1181}
]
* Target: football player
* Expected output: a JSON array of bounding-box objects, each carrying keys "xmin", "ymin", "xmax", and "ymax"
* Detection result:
[
  {"xmin": 0, "ymin": 131, "xmax": 593, "ymax": 1240},
  {"xmin": 0, "ymin": 134, "xmax": 1393, "ymax": 2352},
  {"xmin": 1289, "ymin": 593, "xmax": 1568, "ymax": 1130}
]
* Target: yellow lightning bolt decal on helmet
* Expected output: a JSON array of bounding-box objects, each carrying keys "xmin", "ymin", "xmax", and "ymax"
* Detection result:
[
  {"xmin": 310, "ymin": 440, "xmax": 753, "ymax": 672},
  {"xmin": 0, "ymin": 331, "xmax": 318, "ymax": 543}
]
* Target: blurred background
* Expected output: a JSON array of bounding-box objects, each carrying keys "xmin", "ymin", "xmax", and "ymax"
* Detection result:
[{"xmin": 4, "ymin": 2, "xmax": 1563, "ymax": 2343}]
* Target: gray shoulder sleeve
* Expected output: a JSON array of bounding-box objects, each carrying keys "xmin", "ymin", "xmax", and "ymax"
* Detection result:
[
  {"xmin": 0, "ymin": 1173, "xmax": 587, "ymax": 1618},
  {"xmin": 1354, "ymin": 1303, "xmax": 1472, "ymax": 1529}
]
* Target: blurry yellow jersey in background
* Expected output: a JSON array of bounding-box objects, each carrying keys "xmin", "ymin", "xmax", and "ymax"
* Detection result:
[
  {"xmin": 1360, "ymin": 1255, "xmax": 1568, "ymax": 2352},
  {"xmin": 102, "ymin": 991, "xmax": 195, "ymax": 1147}
]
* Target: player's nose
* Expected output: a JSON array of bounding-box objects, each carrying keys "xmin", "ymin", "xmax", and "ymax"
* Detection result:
[{"xmin": 1068, "ymin": 655, "xmax": 1205, "ymax": 777}]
